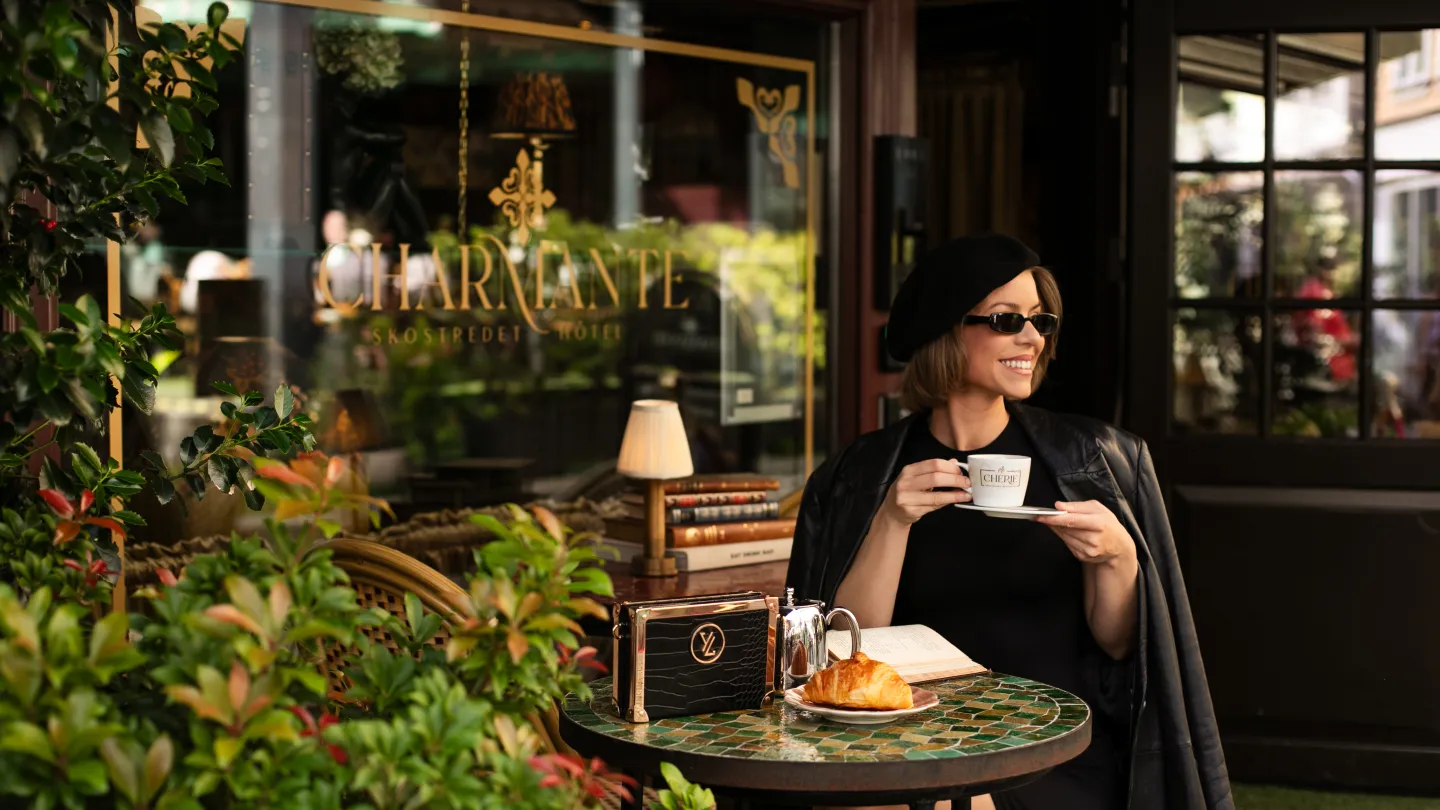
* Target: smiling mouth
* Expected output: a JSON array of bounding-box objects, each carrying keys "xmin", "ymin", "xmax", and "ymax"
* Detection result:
[{"xmin": 1001, "ymin": 359, "xmax": 1033, "ymax": 373}]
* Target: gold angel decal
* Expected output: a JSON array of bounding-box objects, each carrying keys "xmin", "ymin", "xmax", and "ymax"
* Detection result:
[
  {"xmin": 736, "ymin": 78, "xmax": 802, "ymax": 189},
  {"xmin": 488, "ymin": 149, "xmax": 556, "ymax": 246}
]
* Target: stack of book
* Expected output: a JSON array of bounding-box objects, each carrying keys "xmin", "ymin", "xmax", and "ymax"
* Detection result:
[{"xmin": 601, "ymin": 473, "xmax": 795, "ymax": 572}]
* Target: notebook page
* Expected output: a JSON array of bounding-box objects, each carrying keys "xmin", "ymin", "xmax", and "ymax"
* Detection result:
[{"xmin": 826, "ymin": 624, "xmax": 972, "ymax": 668}]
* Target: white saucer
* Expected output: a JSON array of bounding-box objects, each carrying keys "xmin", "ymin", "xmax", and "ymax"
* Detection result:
[
  {"xmin": 953, "ymin": 503, "xmax": 1064, "ymax": 520},
  {"xmin": 783, "ymin": 686, "xmax": 939, "ymax": 725}
]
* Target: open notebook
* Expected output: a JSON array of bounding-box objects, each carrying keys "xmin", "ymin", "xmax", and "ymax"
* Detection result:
[{"xmin": 826, "ymin": 624, "xmax": 988, "ymax": 684}]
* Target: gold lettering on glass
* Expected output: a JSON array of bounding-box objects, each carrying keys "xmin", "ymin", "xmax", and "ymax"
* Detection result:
[
  {"xmin": 736, "ymin": 78, "xmax": 802, "ymax": 189},
  {"xmin": 487, "ymin": 149, "xmax": 556, "ymax": 246}
]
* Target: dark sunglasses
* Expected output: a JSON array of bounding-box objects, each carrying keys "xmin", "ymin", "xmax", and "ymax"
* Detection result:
[{"xmin": 962, "ymin": 312, "xmax": 1060, "ymax": 336}]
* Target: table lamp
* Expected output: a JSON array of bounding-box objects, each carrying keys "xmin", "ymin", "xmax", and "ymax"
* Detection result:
[{"xmin": 616, "ymin": 400, "xmax": 694, "ymax": 577}]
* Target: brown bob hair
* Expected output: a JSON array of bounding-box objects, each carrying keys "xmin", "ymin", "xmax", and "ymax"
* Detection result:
[{"xmin": 899, "ymin": 266, "xmax": 1062, "ymax": 412}]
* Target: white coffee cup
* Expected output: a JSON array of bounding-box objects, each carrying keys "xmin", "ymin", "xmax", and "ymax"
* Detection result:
[{"xmin": 956, "ymin": 454, "xmax": 1031, "ymax": 508}]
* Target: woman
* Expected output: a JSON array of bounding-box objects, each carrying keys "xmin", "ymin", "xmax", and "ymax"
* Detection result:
[{"xmin": 786, "ymin": 234, "xmax": 1232, "ymax": 810}]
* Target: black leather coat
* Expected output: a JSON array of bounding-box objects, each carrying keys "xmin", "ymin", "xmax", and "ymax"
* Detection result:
[{"xmin": 784, "ymin": 404, "xmax": 1234, "ymax": 810}]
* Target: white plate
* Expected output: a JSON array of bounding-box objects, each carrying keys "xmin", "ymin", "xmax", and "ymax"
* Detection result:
[
  {"xmin": 953, "ymin": 503, "xmax": 1064, "ymax": 520},
  {"xmin": 783, "ymin": 686, "xmax": 939, "ymax": 725}
]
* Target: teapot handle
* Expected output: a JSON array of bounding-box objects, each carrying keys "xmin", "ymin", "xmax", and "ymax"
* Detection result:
[{"xmin": 824, "ymin": 607, "xmax": 862, "ymax": 657}]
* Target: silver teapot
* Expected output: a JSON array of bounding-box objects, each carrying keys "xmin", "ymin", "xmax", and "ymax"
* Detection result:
[{"xmin": 774, "ymin": 587, "xmax": 861, "ymax": 693}]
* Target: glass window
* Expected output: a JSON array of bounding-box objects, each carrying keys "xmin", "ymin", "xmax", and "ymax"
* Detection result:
[
  {"xmin": 1172, "ymin": 31, "xmax": 1440, "ymax": 441},
  {"xmin": 120, "ymin": 0, "xmax": 831, "ymax": 543},
  {"xmin": 1274, "ymin": 34, "xmax": 1365, "ymax": 161}
]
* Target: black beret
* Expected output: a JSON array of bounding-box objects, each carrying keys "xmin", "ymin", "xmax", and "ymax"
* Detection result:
[{"xmin": 885, "ymin": 233, "xmax": 1041, "ymax": 362}]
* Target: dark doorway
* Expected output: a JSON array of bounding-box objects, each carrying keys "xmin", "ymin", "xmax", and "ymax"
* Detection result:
[
  {"xmin": 916, "ymin": 0, "xmax": 1126, "ymax": 424},
  {"xmin": 1130, "ymin": 0, "xmax": 1440, "ymax": 796}
]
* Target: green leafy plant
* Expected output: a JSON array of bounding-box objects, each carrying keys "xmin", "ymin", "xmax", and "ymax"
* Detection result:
[{"xmin": 651, "ymin": 762, "xmax": 717, "ymax": 810}]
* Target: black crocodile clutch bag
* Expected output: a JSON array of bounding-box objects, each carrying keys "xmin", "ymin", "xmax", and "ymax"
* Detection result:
[{"xmin": 612, "ymin": 591, "xmax": 777, "ymax": 723}]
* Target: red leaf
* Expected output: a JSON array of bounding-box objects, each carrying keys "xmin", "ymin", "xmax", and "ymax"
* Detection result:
[
  {"xmin": 254, "ymin": 463, "xmax": 318, "ymax": 490},
  {"xmin": 40, "ymin": 490, "xmax": 74, "ymax": 518},
  {"xmin": 78, "ymin": 490, "xmax": 94, "ymax": 514},
  {"xmin": 63, "ymin": 559, "xmax": 84, "ymax": 572},
  {"xmin": 84, "ymin": 517, "xmax": 126, "ymax": 540},
  {"xmin": 326, "ymin": 743, "xmax": 347, "ymax": 765},
  {"xmin": 538, "ymin": 775, "xmax": 562, "ymax": 789},
  {"xmin": 318, "ymin": 713, "xmax": 340, "ymax": 730},
  {"xmin": 157, "ymin": 568, "xmax": 179, "ymax": 587},
  {"xmin": 586, "ymin": 783, "xmax": 607, "ymax": 800},
  {"xmin": 289, "ymin": 705, "xmax": 317, "ymax": 734},
  {"xmin": 53, "ymin": 521, "xmax": 81, "ymax": 545}
]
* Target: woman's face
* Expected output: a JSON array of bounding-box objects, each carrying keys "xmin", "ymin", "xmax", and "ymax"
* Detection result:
[{"xmin": 958, "ymin": 270, "xmax": 1047, "ymax": 400}]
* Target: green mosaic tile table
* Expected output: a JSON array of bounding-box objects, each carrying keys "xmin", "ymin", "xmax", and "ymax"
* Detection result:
[{"xmin": 559, "ymin": 674, "xmax": 1091, "ymax": 809}]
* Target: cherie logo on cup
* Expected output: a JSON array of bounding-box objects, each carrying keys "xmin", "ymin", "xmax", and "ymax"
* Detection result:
[{"xmin": 979, "ymin": 467, "xmax": 1024, "ymax": 488}]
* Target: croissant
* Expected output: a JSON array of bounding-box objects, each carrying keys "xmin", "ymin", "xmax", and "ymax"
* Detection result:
[{"xmin": 801, "ymin": 651, "xmax": 914, "ymax": 710}]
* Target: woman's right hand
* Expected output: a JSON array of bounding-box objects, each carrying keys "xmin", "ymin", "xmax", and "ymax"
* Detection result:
[{"xmin": 878, "ymin": 458, "xmax": 971, "ymax": 526}]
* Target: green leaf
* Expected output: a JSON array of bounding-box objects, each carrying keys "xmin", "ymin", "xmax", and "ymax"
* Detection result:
[
  {"xmin": 154, "ymin": 476, "xmax": 176, "ymax": 505},
  {"xmin": 140, "ymin": 114, "xmax": 175, "ymax": 167},
  {"xmin": 112, "ymin": 510, "xmax": 146, "ymax": 526},
  {"xmin": 315, "ymin": 519, "xmax": 341, "ymax": 539},
  {"xmin": 180, "ymin": 437, "xmax": 197, "ymax": 465},
  {"xmin": 289, "ymin": 668, "xmax": 327, "ymax": 697},
  {"xmin": 168, "ymin": 103, "xmax": 194, "ymax": 133},
  {"xmin": 67, "ymin": 758, "xmax": 110, "ymax": 795},
  {"xmin": 0, "ymin": 129, "xmax": 18, "ymax": 186},
  {"xmin": 275, "ymin": 384, "xmax": 294, "ymax": 418},
  {"xmin": 36, "ymin": 362, "xmax": 58, "ymax": 394},
  {"xmin": 206, "ymin": 458, "xmax": 228, "ymax": 493},
  {"xmin": 101, "ymin": 738, "xmax": 142, "ymax": 804},
  {"xmin": 207, "ymin": 1, "xmax": 228, "ymax": 26},
  {"xmin": 59, "ymin": 303, "xmax": 88, "ymax": 327},
  {"xmin": 212, "ymin": 381, "xmax": 240, "ymax": 398},
  {"xmin": 133, "ymin": 187, "xmax": 159, "ymax": 217},
  {"xmin": 14, "ymin": 100, "xmax": 46, "ymax": 159},
  {"xmin": 213, "ymin": 736, "xmax": 242, "ymax": 769},
  {"xmin": 0, "ymin": 721, "xmax": 55, "ymax": 763},
  {"xmin": 242, "ymin": 488, "xmax": 264, "ymax": 511},
  {"xmin": 121, "ymin": 368, "xmax": 157, "ymax": 414},
  {"xmin": 94, "ymin": 108, "xmax": 131, "ymax": 171},
  {"xmin": 73, "ymin": 443, "xmax": 103, "ymax": 473}
]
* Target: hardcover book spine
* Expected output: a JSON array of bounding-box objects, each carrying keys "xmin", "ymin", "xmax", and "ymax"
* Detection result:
[{"xmin": 665, "ymin": 502, "xmax": 780, "ymax": 524}]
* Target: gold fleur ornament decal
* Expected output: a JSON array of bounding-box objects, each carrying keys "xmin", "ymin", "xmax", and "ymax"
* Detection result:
[
  {"xmin": 488, "ymin": 149, "xmax": 556, "ymax": 246},
  {"xmin": 736, "ymin": 78, "xmax": 801, "ymax": 189}
]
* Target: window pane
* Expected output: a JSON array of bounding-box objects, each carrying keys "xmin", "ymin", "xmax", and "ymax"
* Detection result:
[
  {"xmin": 1274, "ymin": 170, "xmax": 1363, "ymax": 298},
  {"xmin": 1275, "ymin": 34, "xmax": 1365, "ymax": 160},
  {"xmin": 1376, "ymin": 31, "xmax": 1440, "ymax": 161},
  {"xmin": 1374, "ymin": 170, "xmax": 1440, "ymax": 299},
  {"xmin": 124, "ymin": 0, "xmax": 829, "ymax": 547},
  {"xmin": 1273, "ymin": 309, "xmax": 1361, "ymax": 438},
  {"xmin": 1173, "ymin": 309, "xmax": 1262, "ymax": 435},
  {"xmin": 1374, "ymin": 309, "xmax": 1440, "ymax": 438},
  {"xmin": 1175, "ymin": 172, "xmax": 1264, "ymax": 299},
  {"xmin": 1176, "ymin": 82, "xmax": 1265, "ymax": 163}
]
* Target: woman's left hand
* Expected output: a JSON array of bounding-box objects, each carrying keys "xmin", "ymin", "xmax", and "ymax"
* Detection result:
[{"xmin": 1035, "ymin": 501, "xmax": 1136, "ymax": 567}]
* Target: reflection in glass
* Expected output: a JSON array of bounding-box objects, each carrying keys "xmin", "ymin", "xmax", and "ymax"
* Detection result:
[
  {"xmin": 1273, "ymin": 309, "xmax": 1361, "ymax": 438},
  {"xmin": 1373, "ymin": 309, "xmax": 1440, "ymax": 438},
  {"xmin": 1174, "ymin": 172, "xmax": 1263, "ymax": 299},
  {"xmin": 1374, "ymin": 170, "xmax": 1440, "ymax": 299},
  {"xmin": 1172, "ymin": 309, "xmax": 1261, "ymax": 435},
  {"xmin": 1274, "ymin": 171, "xmax": 1363, "ymax": 298},
  {"xmin": 1274, "ymin": 34, "xmax": 1365, "ymax": 160},
  {"xmin": 1376, "ymin": 31, "xmax": 1440, "ymax": 161},
  {"xmin": 123, "ymin": 0, "xmax": 827, "ymax": 546},
  {"xmin": 1176, "ymin": 82, "xmax": 1264, "ymax": 163}
]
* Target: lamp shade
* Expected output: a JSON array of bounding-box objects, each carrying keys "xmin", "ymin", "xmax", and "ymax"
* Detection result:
[
  {"xmin": 616, "ymin": 400, "xmax": 694, "ymax": 480},
  {"xmin": 491, "ymin": 71, "xmax": 577, "ymax": 140},
  {"xmin": 318, "ymin": 389, "xmax": 389, "ymax": 454}
]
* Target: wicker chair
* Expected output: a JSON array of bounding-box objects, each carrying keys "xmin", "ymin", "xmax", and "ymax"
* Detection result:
[
  {"xmin": 323, "ymin": 538, "xmax": 571, "ymax": 755},
  {"xmin": 324, "ymin": 539, "xmax": 654, "ymax": 809}
]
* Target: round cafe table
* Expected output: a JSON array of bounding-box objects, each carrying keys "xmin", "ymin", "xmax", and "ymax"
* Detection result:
[{"xmin": 559, "ymin": 674, "xmax": 1091, "ymax": 810}]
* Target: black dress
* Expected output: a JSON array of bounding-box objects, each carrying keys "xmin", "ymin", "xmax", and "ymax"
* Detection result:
[{"xmin": 889, "ymin": 417, "xmax": 1124, "ymax": 810}]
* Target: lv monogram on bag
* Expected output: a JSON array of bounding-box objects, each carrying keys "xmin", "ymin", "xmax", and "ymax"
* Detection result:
[{"xmin": 611, "ymin": 591, "xmax": 778, "ymax": 723}]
